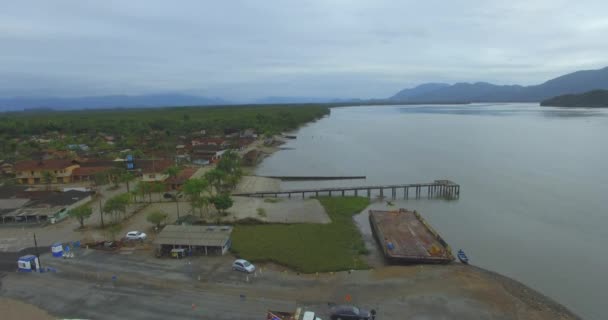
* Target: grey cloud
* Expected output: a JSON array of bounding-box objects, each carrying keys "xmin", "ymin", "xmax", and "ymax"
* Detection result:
[{"xmin": 0, "ymin": 0, "xmax": 607, "ymax": 101}]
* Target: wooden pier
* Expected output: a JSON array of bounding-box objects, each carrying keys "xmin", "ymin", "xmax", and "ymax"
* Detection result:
[
  {"xmin": 256, "ymin": 175, "xmax": 366, "ymax": 181},
  {"xmin": 232, "ymin": 179, "xmax": 460, "ymax": 200}
]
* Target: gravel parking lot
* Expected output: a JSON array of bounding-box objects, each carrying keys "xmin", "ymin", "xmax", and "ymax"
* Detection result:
[{"xmin": 0, "ymin": 248, "xmax": 579, "ymax": 320}]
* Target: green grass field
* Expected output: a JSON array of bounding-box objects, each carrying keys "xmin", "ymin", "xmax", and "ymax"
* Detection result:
[{"xmin": 231, "ymin": 197, "xmax": 370, "ymax": 273}]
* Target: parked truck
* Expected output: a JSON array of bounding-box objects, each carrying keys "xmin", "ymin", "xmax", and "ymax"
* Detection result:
[{"xmin": 266, "ymin": 307, "xmax": 322, "ymax": 320}]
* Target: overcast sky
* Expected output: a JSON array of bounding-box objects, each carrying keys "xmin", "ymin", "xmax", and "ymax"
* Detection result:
[{"xmin": 1, "ymin": 0, "xmax": 607, "ymax": 101}]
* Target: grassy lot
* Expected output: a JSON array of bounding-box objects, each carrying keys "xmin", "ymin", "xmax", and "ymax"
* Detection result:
[{"xmin": 231, "ymin": 197, "xmax": 370, "ymax": 273}]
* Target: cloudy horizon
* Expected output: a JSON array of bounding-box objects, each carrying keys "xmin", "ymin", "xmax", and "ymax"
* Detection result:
[{"xmin": 1, "ymin": 0, "xmax": 607, "ymax": 101}]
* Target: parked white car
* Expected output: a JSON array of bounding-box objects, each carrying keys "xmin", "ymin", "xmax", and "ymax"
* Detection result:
[
  {"xmin": 125, "ymin": 231, "xmax": 147, "ymax": 240},
  {"xmin": 232, "ymin": 259, "xmax": 255, "ymax": 273}
]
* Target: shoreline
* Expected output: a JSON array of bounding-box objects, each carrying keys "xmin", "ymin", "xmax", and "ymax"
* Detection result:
[
  {"xmin": 470, "ymin": 265, "xmax": 581, "ymax": 319},
  {"xmin": 242, "ymin": 128, "xmax": 581, "ymax": 319}
]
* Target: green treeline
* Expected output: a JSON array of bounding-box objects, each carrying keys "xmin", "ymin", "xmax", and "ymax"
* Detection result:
[
  {"xmin": 540, "ymin": 90, "xmax": 608, "ymax": 108},
  {"xmin": 0, "ymin": 105, "xmax": 330, "ymax": 137},
  {"xmin": 0, "ymin": 105, "xmax": 330, "ymax": 160}
]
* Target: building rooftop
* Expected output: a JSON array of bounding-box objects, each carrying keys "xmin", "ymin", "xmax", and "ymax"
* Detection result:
[
  {"xmin": 165, "ymin": 168, "xmax": 197, "ymax": 185},
  {"xmin": 137, "ymin": 159, "xmax": 173, "ymax": 174},
  {"xmin": 154, "ymin": 225, "xmax": 233, "ymax": 247},
  {"xmin": 72, "ymin": 166, "xmax": 111, "ymax": 176},
  {"xmin": 0, "ymin": 185, "xmax": 28, "ymax": 199},
  {"xmin": 14, "ymin": 159, "xmax": 75, "ymax": 171},
  {"xmin": 27, "ymin": 190, "xmax": 94, "ymax": 207},
  {"xmin": 2, "ymin": 190, "xmax": 94, "ymax": 219}
]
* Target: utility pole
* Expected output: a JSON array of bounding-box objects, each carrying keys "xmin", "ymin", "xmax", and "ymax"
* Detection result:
[
  {"xmin": 33, "ymin": 233, "xmax": 42, "ymax": 271},
  {"xmin": 99, "ymin": 198, "xmax": 104, "ymax": 228}
]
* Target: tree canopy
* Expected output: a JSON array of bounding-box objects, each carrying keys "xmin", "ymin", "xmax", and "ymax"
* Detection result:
[
  {"xmin": 103, "ymin": 193, "xmax": 130, "ymax": 222},
  {"xmin": 211, "ymin": 194, "xmax": 233, "ymax": 214},
  {"xmin": 146, "ymin": 210, "xmax": 168, "ymax": 228},
  {"xmin": 68, "ymin": 204, "xmax": 93, "ymax": 228}
]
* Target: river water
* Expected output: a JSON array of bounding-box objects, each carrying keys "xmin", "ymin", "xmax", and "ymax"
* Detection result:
[{"xmin": 256, "ymin": 103, "xmax": 608, "ymax": 320}]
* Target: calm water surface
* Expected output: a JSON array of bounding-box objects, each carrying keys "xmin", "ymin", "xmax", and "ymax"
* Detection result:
[{"xmin": 257, "ymin": 103, "xmax": 608, "ymax": 320}]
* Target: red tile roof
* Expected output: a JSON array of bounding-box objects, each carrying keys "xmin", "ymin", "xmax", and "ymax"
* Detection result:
[
  {"xmin": 14, "ymin": 159, "xmax": 75, "ymax": 172},
  {"xmin": 139, "ymin": 160, "xmax": 173, "ymax": 174},
  {"xmin": 165, "ymin": 168, "xmax": 197, "ymax": 185},
  {"xmin": 72, "ymin": 166, "xmax": 111, "ymax": 176}
]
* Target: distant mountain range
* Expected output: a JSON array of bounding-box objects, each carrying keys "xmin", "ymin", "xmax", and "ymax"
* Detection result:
[
  {"xmin": 0, "ymin": 94, "xmax": 228, "ymax": 111},
  {"xmin": 540, "ymin": 89, "xmax": 608, "ymax": 108},
  {"xmin": 390, "ymin": 66, "xmax": 608, "ymax": 102},
  {"xmin": 0, "ymin": 94, "xmax": 363, "ymax": 112},
  {"xmin": 253, "ymin": 96, "xmax": 362, "ymax": 104},
  {"xmin": 2, "ymin": 66, "xmax": 608, "ymax": 111}
]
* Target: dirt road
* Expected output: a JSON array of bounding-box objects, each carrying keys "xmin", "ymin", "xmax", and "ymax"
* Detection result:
[{"xmin": 0, "ymin": 249, "xmax": 579, "ymax": 320}]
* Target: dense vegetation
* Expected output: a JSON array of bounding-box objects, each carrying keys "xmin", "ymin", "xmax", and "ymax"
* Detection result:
[
  {"xmin": 0, "ymin": 105, "xmax": 330, "ymax": 136},
  {"xmin": 231, "ymin": 197, "xmax": 370, "ymax": 273},
  {"xmin": 540, "ymin": 89, "xmax": 608, "ymax": 108},
  {"xmin": 0, "ymin": 104, "xmax": 330, "ymax": 161}
]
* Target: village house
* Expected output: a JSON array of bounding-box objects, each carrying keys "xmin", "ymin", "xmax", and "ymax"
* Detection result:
[
  {"xmin": 0, "ymin": 161, "xmax": 14, "ymax": 176},
  {"xmin": 224, "ymin": 128, "xmax": 239, "ymax": 138},
  {"xmin": 0, "ymin": 189, "xmax": 94, "ymax": 224},
  {"xmin": 191, "ymin": 144, "xmax": 227, "ymax": 165},
  {"xmin": 67, "ymin": 144, "xmax": 90, "ymax": 152},
  {"xmin": 236, "ymin": 137, "xmax": 256, "ymax": 150},
  {"xmin": 175, "ymin": 144, "xmax": 189, "ymax": 155},
  {"xmin": 14, "ymin": 159, "xmax": 79, "ymax": 185},
  {"xmin": 70, "ymin": 158, "xmax": 121, "ymax": 182},
  {"xmin": 139, "ymin": 159, "xmax": 173, "ymax": 182},
  {"xmin": 153, "ymin": 225, "xmax": 233, "ymax": 256},
  {"xmin": 45, "ymin": 149, "xmax": 73, "ymax": 159},
  {"xmin": 239, "ymin": 128, "xmax": 258, "ymax": 139},
  {"xmin": 165, "ymin": 167, "xmax": 197, "ymax": 190},
  {"xmin": 191, "ymin": 138, "xmax": 229, "ymax": 149},
  {"xmin": 71, "ymin": 167, "xmax": 110, "ymax": 182},
  {"xmin": 174, "ymin": 154, "xmax": 191, "ymax": 165}
]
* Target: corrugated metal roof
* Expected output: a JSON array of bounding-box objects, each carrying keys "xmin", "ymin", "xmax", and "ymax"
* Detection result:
[{"xmin": 153, "ymin": 225, "xmax": 232, "ymax": 247}]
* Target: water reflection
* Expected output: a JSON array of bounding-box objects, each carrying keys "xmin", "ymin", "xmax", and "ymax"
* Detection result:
[{"xmin": 393, "ymin": 104, "xmax": 606, "ymax": 118}]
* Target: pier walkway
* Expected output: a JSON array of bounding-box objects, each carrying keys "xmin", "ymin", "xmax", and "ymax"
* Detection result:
[{"xmin": 232, "ymin": 179, "xmax": 460, "ymax": 200}]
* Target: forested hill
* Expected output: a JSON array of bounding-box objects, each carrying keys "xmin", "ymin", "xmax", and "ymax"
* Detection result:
[
  {"xmin": 390, "ymin": 66, "xmax": 608, "ymax": 102},
  {"xmin": 540, "ymin": 90, "xmax": 608, "ymax": 108},
  {"xmin": 0, "ymin": 94, "xmax": 228, "ymax": 111}
]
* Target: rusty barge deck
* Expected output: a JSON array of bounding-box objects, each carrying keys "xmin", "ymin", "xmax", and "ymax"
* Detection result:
[{"xmin": 369, "ymin": 209, "xmax": 454, "ymax": 264}]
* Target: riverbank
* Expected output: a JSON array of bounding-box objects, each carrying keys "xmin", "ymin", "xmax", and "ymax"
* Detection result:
[
  {"xmin": 252, "ymin": 104, "xmax": 606, "ymax": 319},
  {"xmin": 245, "ymin": 106, "xmax": 585, "ymax": 318}
]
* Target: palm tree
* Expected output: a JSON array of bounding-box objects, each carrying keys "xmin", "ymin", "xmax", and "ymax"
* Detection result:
[
  {"xmin": 164, "ymin": 166, "xmax": 180, "ymax": 183},
  {"xmin": 120, "ymin": 170, "xmax": 136, "ymax": 193},
  {"xmin": 204, "ymin": 169, "xmax": 226, "ymax": 194},
  {"xmin": 41, "ymin": 171, "xmax": 56, "ymax": 190},
  {"xmin": 151, "ymin": 182, "xmax": 165, "ymax": 202},
  {"xmin": 183, "ymin": 177, "xmax": 210, "ymax": 217}
]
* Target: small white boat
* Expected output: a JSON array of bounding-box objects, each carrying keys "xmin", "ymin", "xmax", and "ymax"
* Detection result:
[{"xmin": 457, "ymin": 249, "xmax": 469, "ymax": 264}]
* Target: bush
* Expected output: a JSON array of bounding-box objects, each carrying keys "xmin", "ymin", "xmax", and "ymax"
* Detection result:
[
  {"xmin": 146, "ymin": 210, "xmax": 168, "ymax": 228},
  {"xmin": 256, "ymin": 208, "xmax": 267, "ymax": 217},
  {"xmin": 211, "ymin": 194, "xmax": 233, "ymax": 214}
]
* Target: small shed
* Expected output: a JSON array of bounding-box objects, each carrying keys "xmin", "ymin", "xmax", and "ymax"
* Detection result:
[
  {"xmin": 17, "ymin": 255, "xmax": 40, "ymax": 272},
  {"xmin": 153, "ymin": 225, "xmax": 233, "ymax": 256},
  {"xmin": 51, "ymin": 242, "xmax": 63, "ymax": 257}
]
